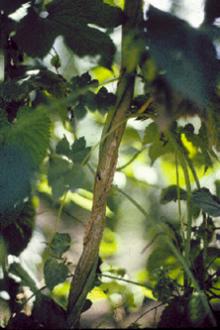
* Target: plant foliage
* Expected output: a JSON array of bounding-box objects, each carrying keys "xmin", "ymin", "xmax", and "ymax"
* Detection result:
[{"xmin": 0, "ymin": 0, "xmax": 220, "ymax": 329}]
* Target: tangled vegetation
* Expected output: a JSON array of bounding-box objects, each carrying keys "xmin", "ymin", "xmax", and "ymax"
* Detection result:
[{"xmin": 0, "ymin": 0, "xmax": 220, "ymax": 328}]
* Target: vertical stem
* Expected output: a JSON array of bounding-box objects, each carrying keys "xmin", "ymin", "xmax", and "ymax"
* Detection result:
[
  {"xmin": 0, "ymin": 13, "xmax": 7, "ymax": 83},
  {"xmin": 66, "ymin": 1, "xmax": 143, "ymax": 328},
  {"xmin": 168, "ymin": 131, "xmax": 192, "ymax": 290},
  {"xmin": 175, "ymin": 153, "xmax": 183, "ymax": 233},
  {"xmin": 0, "ymin": 49, "xmax": 4, "ymax": 82}
]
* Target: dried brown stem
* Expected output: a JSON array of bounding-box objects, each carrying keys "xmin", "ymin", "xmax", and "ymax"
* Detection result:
[{"xmin": 67, "ymin": 1, "xmax": 142, "ymax": 327}]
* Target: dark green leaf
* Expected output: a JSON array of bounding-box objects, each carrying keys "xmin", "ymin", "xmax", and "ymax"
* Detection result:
[
  {"xmin": 146, "ymin": 6, "xmax": 218, "ymax": 106},
  {"xmin": 56, "ymin": 136, "xmax": 71, "ymax": 157},
  {"xmin": 71, "ymin": 72, "xmax": 98, "ymax": 90},
  {"xmin": 50, "ymin": 54, "xmax": 61, "ymax": 69},
  {"xmin": 0, "ymin": 144, "xmax": 32, "ymax": 213},
  {"xmin": 81, "ymin": 91, "xmax": 97, "ymax": 112},
  {"xmin": 74, "ymin": 102, "xmax": 87, "ymax": 119},
  {"xmin": 70, "ymin": 137, "xmax": 91, "ymax": 164},
  {"xmin": 0, "ymin": 200, "xmax": 35, "ymax": 255},
  {"xmin": 47, "ymin": 0, "xmax": 123, "ymax": 29},
  {"xmin": 160, "ymin": 185, "xmax": 187, "ymax": 204},
  {"xmin": 143, "ymin": 123, "xmax": 172, "ymax": 164},
  {"xmin": 48, "ymin": 157, "xmax": 72, "ymax": 199},
  {"xmin": 149, "ymin": 138, "xmax": 173, "ymax": 164},
  {"xmin": 48, "ymin": 157, "xmax": 88, "ymax": 198},
  {"xmin": 64, "ymin": 25, "xmax": 116, "ymax": 68},
  {"xmin": 15, "ymin": 8, "xmax": 57, "ymax": 58},
  {"xmin": 0, "ymin": 81, "xmax": 31, "ymax": 102},
  {"xmin": 82, "ymin": 299, "xmax": 92, "ymax": 313},
  {"xmin": 44, "ymin": 258, "xmax": 69, "ymax": 291},
  {"xmin": 192, "ymin": 188, "xmax": 220, "ymax": 217},
  {"xmin": 15, "ymin": 1, "xmax": 123, "ymax": 66},
  {"xmin": 95, "ymin": 87, "xmax": 116, "ymax": 113},
  {"xmin": 31, "ymin": 69, "xmax": 67, "ymax": 97},
  {"xmin": 68, "ymin": 164, "xmax": 88, "ymax": 191},
  {"xmin": 50, "ymin": 232, "xmax": 71, "ymax": 258}
]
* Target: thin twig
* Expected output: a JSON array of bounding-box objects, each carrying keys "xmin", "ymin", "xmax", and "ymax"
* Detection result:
[
  {"xmin": 128, "ymin": 302, "xmax": 165, "ymax": 327},
  {"xmin": 117, "ymin": 147, "xmax": 145, "ymax": 171},
  {"xmin": 99, "ymin": 273, "xmax": 152, "ymax": 289}
]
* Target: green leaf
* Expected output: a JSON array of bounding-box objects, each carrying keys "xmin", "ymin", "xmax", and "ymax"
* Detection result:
[
  {"xmin": 74, "ymin": 102, "xmax": 87, "ymax": 119},
  {"xmin": 44, "ymin": 258, "xmax": 69, "ymax": 291},
  {"xmin": 63, "ymin": 25, "xmax": 116, "ymax": 68},
  {"xmin": 68, "ymin": 164, "xmax": 88, "ymax": 191},
  {"xmin": 143, "ymin": 122, "xmax": 159, "ymax": 144},
  {"xmin": 6, "ymin": 106, "xmax": 51, "ymax": 169},
  {"xmin": 48, "ymin": 157, "xmax": 72, "ymax": 199},
  {"xmin": 15, "ymin": 1, "xmax": 123, "ymax": 66},
  {"xmin": 0, "ymin": 200, "xmax": 35, "ymax": 255},
  {"xmin": 188, "ymin": 294, "xmax": 208, "ymax": 326},
  {"xmin": 95, "ymin": 87, "xmax": 116, "ymax": 113},
  {"xmin": 9, "ymin": 262, "xmax": 37, "ymax": 293},
  {"xmin": 81, "ymin": 91, "xmax": 97, "ymax": 112},
  {"xmin": 0, "ymin": 144, "xmax": 32, "ymax": 213},
  {"xmin": 149, "ymin": 138, "xmax": 173, "ymax": 164},
  {"xmin": 15, "ymin": 8, "xmax": 57, "ymax": 58},
  {"xmin": 146, "ymin": 6, "xmax": 218, "ymax": 106},
  {"xmin": 50, "ymin": 232, "xmax": 71, "ymax": 258},
  {"xmin": 183, "ymin": 122, "xmax": 213, "ymax": 170},
  {"xmin": 0, "ymin": 81, "xmax": 31, "ymax": 102},
  {"xmin": 31, "ymin": 69, "xmax": 67, "ymax": 97},
  {"xmin": 160, "ymin": 185, "xmax": 187, "ymax": 204},
  {"xmin": 48, "ymin": 157, "xmax": 88, "ymax": 199},
  {"xmin": 192, "ymin": 188, "xmax": 220, "ymax": 217},
  {"xmin": 50, "ymin": 54, "xmax": 61, "ymax": 69},
  {"xmin": 47, "ymin": 0, "xmax": 123, "ymax": 29},
  {"xmin": 56, "ymin": 136, "xmax": 71, "ymax": 157},
  {"xmin": 71, "ymin": 72, "xmax": 98, "ymax": 90},
  {"xmin": 70, "ymin": 137, "xmax": 91, "ymax": 164}
]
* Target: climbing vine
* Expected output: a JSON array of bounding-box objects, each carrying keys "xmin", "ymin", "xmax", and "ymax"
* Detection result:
[{"xmin": 0, "ymin": 0, "xmax": 220, "ymax": 328}]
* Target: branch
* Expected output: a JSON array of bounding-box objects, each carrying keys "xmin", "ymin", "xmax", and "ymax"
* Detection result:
[{"xmin": 67, "ymin": 1, "xmax": 143, "ymax": 328}]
